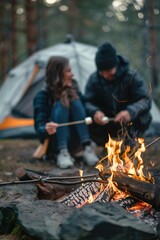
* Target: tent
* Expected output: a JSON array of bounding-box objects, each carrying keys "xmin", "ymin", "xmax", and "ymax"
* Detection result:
[
  {"xmin": 0, "ymin": 40, "xmax": 160, "ymax": 139},
  {"xmin": 0, "ymin": 40, "xmax": 97, "ymax": 138}
]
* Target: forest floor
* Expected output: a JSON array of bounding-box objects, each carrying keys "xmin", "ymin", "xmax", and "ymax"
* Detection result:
[{"xmin": 0, "ymin": 137, "xmax": 160, "ymax": 239}]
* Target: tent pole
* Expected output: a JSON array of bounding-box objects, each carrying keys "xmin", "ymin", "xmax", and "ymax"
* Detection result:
[{"xmin": 22, "ymin": 64, "xmax": 40, "ymax": 97}]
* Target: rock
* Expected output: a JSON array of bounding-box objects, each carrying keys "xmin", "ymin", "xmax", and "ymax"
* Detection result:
[
  {"xmin": 16, "ymin": 200, "xmax": 73, "ymax": 240},
  {"xmin": 60, "ymin": 202, "xmax": 157, "ymax": 240},
  {"xmin": 0, "ymin": 184, "xmax": 37, "ymax": 207},
  {"xmin": 0, "ymin": 186, "xmax": 158, "ymax": 240},
  {"xmin": 0, "ymin": 184, "xmax": 37, "ymax": 234}
]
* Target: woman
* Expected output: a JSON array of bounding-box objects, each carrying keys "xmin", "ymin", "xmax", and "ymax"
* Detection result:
[{"xmin": 34, "ymin": 56, "xmax": 98, "ymax": 169}]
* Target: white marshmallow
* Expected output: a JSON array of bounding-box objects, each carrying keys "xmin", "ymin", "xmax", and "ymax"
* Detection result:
[
  {"xmin": 85, "ymin": 117, "xmax": 93, "ymax": 125},
  {"xmin": 102, "ymin": 116, "xmax": 109, "ymax": 123}
]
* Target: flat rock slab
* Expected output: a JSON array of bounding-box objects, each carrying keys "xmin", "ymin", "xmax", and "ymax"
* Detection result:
[
  {"xmin": 0, "ymin": 184, "xmax": 38, "ymax": 207},
  {"xmin": 16, "ymin": 200, "xmax": 73, "ymax": 240},
  {"xmin": 60, "ymin": 202, "xmax": 157, "ymax": 240}
]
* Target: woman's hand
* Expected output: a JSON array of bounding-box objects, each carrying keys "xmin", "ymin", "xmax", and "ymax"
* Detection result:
[
  {"xmin": 114, "ymin": 110, "xmax": 131, "ymax": 124},
  {"xmin": 45, "ymin": 122, "xmax": 59, "ymax": 135}
]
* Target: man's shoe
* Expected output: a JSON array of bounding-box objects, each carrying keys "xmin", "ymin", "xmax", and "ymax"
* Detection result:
[
  {"xmin": 57, "ymin": 149, "xmax": 74, "ymax": 169},
  {"xmin": 83, "ymin": 146, "xmax": 99, "ymax": 166}
]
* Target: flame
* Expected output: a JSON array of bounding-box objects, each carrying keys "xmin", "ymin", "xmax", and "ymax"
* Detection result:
[
  {"xmin": 79, "ymin": 169, "xmax": 83, "ymax": 177},
  {"xmin": 88, "ymin": 193, "xmax": 94, "ymax": 204},
  {"xmin": 112, "ymin": 191, "xmax": 129, "ymax": 201},
  {"xmin": 96, "ymin": 135, "xmax": 153, "ymax": 197},
  {"xmin": 79, "ymin": 169, "xmax": 84, "ymax": 186}
]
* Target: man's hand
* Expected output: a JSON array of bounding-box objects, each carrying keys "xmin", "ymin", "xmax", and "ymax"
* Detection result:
[
  {"xmin": 45, "ymin": 122, "xmax": 59, "ymax": 135},
  {"xmin": 114, "ymin": 110, "xmax": 131, "ymax": 124},
  {"xmin": 93, "ymin": 111, "xmax": 106, "ymax": 125}
]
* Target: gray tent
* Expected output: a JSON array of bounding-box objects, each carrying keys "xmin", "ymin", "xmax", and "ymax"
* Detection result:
[
  {"xmin": 0, "ymin": 40, "xmax": 159, "ymax": 138},
  {"xmin": 0, "ymin": 41, "xmax": 97, "ymax": 138}
]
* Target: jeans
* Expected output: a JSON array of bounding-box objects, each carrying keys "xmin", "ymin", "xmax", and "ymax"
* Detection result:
[{"xmin": 51, "ymin": 99, "xmax": 90, "ymax": 151}]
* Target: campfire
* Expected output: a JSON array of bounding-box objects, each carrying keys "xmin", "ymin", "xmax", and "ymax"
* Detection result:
[
  {"xmin": 1, "ymin": 135, "xmax": 160, "ymax": 237},
  {"xmin": 61, "ymin": 135, "xmax": 160, "ymax": 231}
]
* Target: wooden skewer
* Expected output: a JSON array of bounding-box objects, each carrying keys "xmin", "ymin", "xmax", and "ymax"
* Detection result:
[
  {"xmin": 58, "ymin": 117, "xmax": 93, "ymax": 127},
  {"xmin": 58, "ymin": 116, "xmax": 115, "ymax": 127},
  {"xmin": 58, "ymin": 119, "xmax": 87, "ymax": 127}
]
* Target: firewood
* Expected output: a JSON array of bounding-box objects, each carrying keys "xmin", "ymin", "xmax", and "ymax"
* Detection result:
[
  {"xmin": 36, "ymin": 182, "xmax": 74, "ymax": 201},
  {"xmin": 112, "ymin": 171, "xmax": 160, "ymax": 210}
]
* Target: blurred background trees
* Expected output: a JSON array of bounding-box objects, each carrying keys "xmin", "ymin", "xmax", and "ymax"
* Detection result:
[{"xmin": 0, "ymin": 0, "xmax": 160, "ymax": 105}]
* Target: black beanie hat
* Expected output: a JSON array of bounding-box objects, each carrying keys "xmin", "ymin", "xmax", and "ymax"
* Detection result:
[{"xmin": 95, "ymin": 42, "xmax": 118, "ymax": 71}]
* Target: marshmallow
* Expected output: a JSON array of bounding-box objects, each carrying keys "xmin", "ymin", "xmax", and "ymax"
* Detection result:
[
  {"xmin": 85, "ymin": 117, "xmax": 93, "ymax": 125},
  {"xmin": 102, "ymin": 116, "xmax": 109, "ymax": 123}
]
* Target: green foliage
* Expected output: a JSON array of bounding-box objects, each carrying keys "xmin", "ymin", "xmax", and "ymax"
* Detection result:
[
  {"xmin": 11, "ymin": 224, "xmax": 32, "ymax": 240},
  {"xmin": 0, "ymin": 208, "xmax": 16, "ymax": 234},
  {"xmin": 11, "ymin": 224, "xmax": 23, "ymax": 238}
]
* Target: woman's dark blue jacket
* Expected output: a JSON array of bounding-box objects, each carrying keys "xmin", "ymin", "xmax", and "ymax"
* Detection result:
[{"xmin": 33, "ymin": 80, "xmax": 83, "ymax": 143}]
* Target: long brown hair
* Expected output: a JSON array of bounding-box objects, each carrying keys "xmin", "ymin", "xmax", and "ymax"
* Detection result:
[{"xmin": 45, "ymin": 56, "xmax": 78, "ymax": 107}]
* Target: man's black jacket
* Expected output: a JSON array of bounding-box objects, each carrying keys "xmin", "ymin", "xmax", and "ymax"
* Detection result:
[{"xmin": 85, "ymin": 55, "xmax": 152, "ymax": 128}]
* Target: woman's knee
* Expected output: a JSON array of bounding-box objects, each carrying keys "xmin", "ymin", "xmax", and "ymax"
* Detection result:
[
  {"xmin": 52, "ymin": 101, "xmax": 69, "ymax": 120},
  {"xmin": 71, "ymin": 99, "xmax": 86, "ymax": 116}
]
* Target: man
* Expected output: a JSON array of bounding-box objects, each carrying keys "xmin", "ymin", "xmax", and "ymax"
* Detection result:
[{"xmin": 85, "ymin": 42, "xmax": 152, "ymax": 147}]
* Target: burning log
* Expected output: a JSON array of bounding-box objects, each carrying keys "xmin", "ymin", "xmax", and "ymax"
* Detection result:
[{"xmin": 110, "ymin": 171, "xmax": 160, "ymax": 210}]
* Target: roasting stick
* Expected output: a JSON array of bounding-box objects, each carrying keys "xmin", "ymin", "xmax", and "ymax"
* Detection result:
[
  {"xmin": 58, "ymin": 117, "xmax": 93, "ymax": 127},
  {"xmin": 0, "ymin": 177, "xmax": 108, "ymax": 187},
  {"xmin": 47, "ymin": 116, "xmax": 115, "ymax": 128},
  {"xmin": 24, "ymin": 168, "xmax": 99, "ymax": 179},
  {"xmin": 145, "ymin": 136, "xmax": 160, "ymax": 149},
  {"xmin": 45, "ymin": 116, "xmax": 115, "ymax": 129}
]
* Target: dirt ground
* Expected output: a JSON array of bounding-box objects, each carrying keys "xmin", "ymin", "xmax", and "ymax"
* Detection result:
[
  {"xmin": 0, "ymin": 139, "xmax": 51, "ymax": 182},
  {"xmin": 0, "ymin": 137, "xmax": 160, "ymax": 182},
  {"xmin": 0, "ymin": 137, "xmax": 160, "ymax": 240},
  {"xmin": 0, "ymin": 139, "xmax": 99, "ymax": 183}
]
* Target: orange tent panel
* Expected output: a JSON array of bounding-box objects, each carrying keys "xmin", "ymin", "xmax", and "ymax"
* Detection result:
[{"xmin": 0, "ymin": 116, "xmax": 34, "ymax": 130}]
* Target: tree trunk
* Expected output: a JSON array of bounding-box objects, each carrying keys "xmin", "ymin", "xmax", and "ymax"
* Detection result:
[
  {"xmin": 67, "ymin": 0, "xmax": 80, "ymax": 38},
  {"xmin": 25, "ymin": 0, "xmax": 37, "ymax": 56},
  {"xmin": 36, "ymin": 2, "xmax": 48, "ymax": 49},
  {"xmin": 0, "ymin": 1, "xmax": 7, "ymax": 82},
  {"xmin": 11, "ymin": 0, "xmax": 17, "ymax": 67},
  {"xmin": 146, "ymin": 0, "xmax": 159, "ymax": 89}
]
